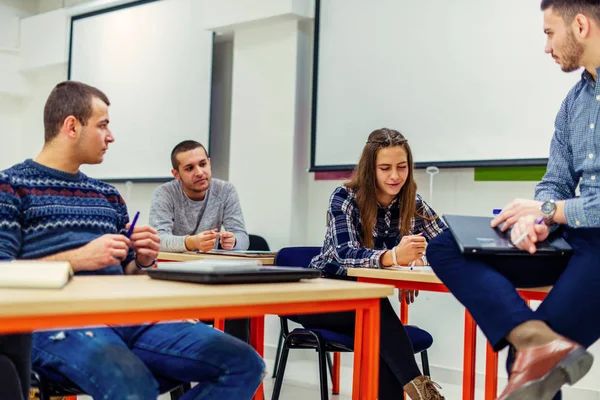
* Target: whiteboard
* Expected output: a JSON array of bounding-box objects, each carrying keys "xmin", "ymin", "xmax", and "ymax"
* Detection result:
[
  {"xmin": 312, "ymin": 0, "xmax": 580, "ymax": 169},
  {"xmin": 70, "ymin": 0, "xmax": 213, "ymax": 180}
]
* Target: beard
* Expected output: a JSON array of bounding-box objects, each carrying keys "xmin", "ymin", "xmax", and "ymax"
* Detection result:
[
  {"xmin": 183, "ymin": 179, "xmax": 209, "ymax": 193},
  {"xmin": 559, "ymin": 30, "xmax": 585, "ymax": 73}
]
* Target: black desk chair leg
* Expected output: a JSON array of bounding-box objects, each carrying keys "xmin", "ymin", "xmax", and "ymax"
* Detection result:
[
  {"xmin": 317, "ymin": 346, "xmax": 329, "ymax": 400},
  {"xmin": 421, "ymin": 350, "xmax": 431, "ymax": 377},
  {"xmin": 271, "ymin": 343, "xmax": 290, "ymax": 400},
  {"xmin": 272, "ymin": 329, "xmax": 284, "ymax": 378},
  {"xmin": 326, "ymin": 352, "xmax": 334, "ymax": 382},
  {"xmin": 170, "ymin": 383, "xmax": 193, "ymax": 400}
]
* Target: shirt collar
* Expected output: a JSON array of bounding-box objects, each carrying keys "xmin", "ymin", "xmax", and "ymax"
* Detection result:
[
  {"xmin": 378, "ymin": 195, "xmax": 399, "ymax": 211},
  {"xmin": 581, "ymin": 66, "xmax": 600, "ymax": 88}
]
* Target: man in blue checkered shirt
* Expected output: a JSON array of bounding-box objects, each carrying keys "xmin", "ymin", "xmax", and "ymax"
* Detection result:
[{"xmin": 428, "ymin": 2, "xmax": 600, "ymax": 400}]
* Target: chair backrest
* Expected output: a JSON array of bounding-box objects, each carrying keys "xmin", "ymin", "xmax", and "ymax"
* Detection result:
[
  {"xmin": 248, "ymin": 234, "xmax": 270, "ymax": 251},
  {"xmin": 274, "ymin": 246, "xmax": 322, "ymax": 268}
]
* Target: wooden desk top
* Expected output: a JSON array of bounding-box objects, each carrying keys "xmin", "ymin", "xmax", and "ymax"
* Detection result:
[
  {"xmin": 158, "ymin": 252, "xmax": 275, "ymax": 265},
  {"xmin": 348, "ymin": 268, "xmax": 443, "ymax": 284},
  {"xmin": 0, "ymin": 275, "xmax": 393, "ymax": 318},
  {"xmin": 347, "ymin": 268, "xmax": 551, "ymax": 293}
]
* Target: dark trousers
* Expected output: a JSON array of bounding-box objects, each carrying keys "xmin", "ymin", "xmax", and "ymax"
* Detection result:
[
  {"xmin": 428, "ymin": 228, "xmax": 600, "ymax": 400},
  {"xmin": 294, "ymin": 297, "xmax": 422, "ymax": 400},
  {"xmin": 202, "ymin": 318, "xmax": 250, "ymax": 343},
  {"xmin": 0, "ymin": 333, "xmax": 32, "ymax": 400}
]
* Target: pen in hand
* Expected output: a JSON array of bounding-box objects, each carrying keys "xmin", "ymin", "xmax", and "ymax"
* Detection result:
[
  {"xmin": 512, "ymin": 216, "xmax": 545, "ymax": 246},
  {"xmin": 125, "ymin": 211, "xmax": 140, "ymax": 239}
]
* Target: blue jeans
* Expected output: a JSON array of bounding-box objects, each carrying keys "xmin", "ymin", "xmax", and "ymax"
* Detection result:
[
  {"xmin": 428, "ymin": 228, "xmax": 600, "ymax": 400},
  {"xmin": 32, "ymin": 321, "xmax": 265, "ymax": 400}
]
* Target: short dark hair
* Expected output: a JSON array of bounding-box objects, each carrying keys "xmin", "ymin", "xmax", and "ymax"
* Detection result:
[
  {"xmin": 541, "ymin": 0, "xmax": 600, "ymax": 23},
  {"xmin": 170, "ymin": 140, "xmax": 208, "ymax": 170},
  {"xmin": 43, "ymin": 81, "xmax": 110, "ymax": 143}
]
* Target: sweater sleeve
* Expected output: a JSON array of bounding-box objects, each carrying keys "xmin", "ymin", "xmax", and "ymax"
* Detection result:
[
  {"xmin": 222, "ymin": 184, "xmax": 249, "ymax": 250},
  {"xmin": 0, "ymin": 174, "xmax": 22, "ymax": 260},
  {"xmin": 149, "ymin": 185, "xmax": 189, "ymax": 253}
]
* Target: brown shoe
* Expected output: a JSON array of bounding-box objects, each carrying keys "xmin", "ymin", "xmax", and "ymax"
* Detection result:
[
  {"xmin": 404, "ymin": 375, "xmax": 445, "ymax": 400},
  {"xmin": 497, "ymin": 338, "xmax": 593, "ymax": 400}
]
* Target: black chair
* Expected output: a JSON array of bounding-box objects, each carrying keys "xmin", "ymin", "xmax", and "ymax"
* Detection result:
[
  {"xmin": 248, "ymin": 234, "xmax": 270, "ymax": 251},
  {"xmin": 270, "ymin": 246, "xmax": 434, "ymax": 400},
  {"xmin": 270, "ymin": 247, "xmax": 323, "ymax": 379},
  {"xmin": 31, "ymin": 367, "xmax": 191, "ymax": 400}
]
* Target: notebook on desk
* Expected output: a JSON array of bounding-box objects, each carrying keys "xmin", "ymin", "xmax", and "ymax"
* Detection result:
[
  {"xmin": 148, "ymin": 261, "xmax": 321, "ymax": 284},
  {"xmin": 202, "ymin": 249, "xmax": 277, "ymax": 258},
  {"xmin": 444, "ymin": 214, "xmax": 572, "ymax": 256},
  {"xmin": 0, "ymin": 261, "xmax": 73, "ymax": 289}
]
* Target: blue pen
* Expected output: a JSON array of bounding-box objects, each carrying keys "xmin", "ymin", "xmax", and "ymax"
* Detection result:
[
  {"xmin": 126, "ymin": 211, "xmax": 140, "ymax": 238},
  {"xmin": 512, "ymin": 216, "xmax": 545, "ymax": 246}
]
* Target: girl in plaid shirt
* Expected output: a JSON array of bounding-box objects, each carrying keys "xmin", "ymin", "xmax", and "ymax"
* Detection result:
[{"xmin": 297, "ymin": 128, "xmax": 447, "ymax": 400}]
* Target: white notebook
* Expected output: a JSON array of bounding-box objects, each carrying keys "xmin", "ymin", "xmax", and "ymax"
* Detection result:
[
  {"xmin": 0, "ymin": 261, "xmax": 73, "ymax": 289},
  {"xmin": 156, "ymin": 259, "xmax": 263, "ymax": 273},
  {"xmin": 206, "ymin": 249, "xmax": 277, "ymax": 257}
]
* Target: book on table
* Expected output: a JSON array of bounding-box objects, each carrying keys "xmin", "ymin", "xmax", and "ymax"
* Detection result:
[
  {"xmin": 0, "ymin": 261, "xmax": 73, "ymax": 289},
  {"xmin": 200, "ymin": 249, "xmax": 277, "ymax": 258}
]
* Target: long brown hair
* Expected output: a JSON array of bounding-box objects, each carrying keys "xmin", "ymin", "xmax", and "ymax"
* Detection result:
[{"xmin": 346, "ymin": 128, "xmax": 424, "ymax": 248}]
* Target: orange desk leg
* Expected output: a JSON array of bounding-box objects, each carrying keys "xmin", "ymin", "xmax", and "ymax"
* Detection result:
[
  {"xmin": 352, "ymin": 307, "xmax": 364, "ymax": 400},
  {"xmin": 332, "ymin": 352, "xmax": 341, "ymax": 394},
  {"xmin": 250, "ymin": 316, "xmax": 265, "ymax": 400},
  {"xmin": 485, "ymin": 342, "xmax": 499, "ymax": 400},
  {"xmin": 400, "ymin": 296, "xmax": 409, "ymax": 400},
  {"xmin": 213, "ymin": 318, "xmax": 225, "ymax": 331},
  {"xmin": 400, "ymin": 298, "xmax": 409, "ymax": 325},
  {"xmin": 462, "ymin": 310, "xmax": 477, "ymax": 400},
  {"xmin": 354, "ymin": 299, "xmax": 380, "ymax": 400},
  {"xmin": 483, "ymin": 298, "xmax": 532, "ymax": 399}
]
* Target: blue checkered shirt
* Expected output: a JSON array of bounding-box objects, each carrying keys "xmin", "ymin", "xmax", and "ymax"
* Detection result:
[
  {"xmin": 535, "ymin": 67, "xmax": 600, "ymax": 228},
  {"xmin": 310, "ymin": 185, "xmax": 447, "ymax": 276}
]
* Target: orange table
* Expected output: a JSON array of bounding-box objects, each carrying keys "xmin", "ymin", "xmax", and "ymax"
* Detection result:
[
  {"xmin": 348, "ymin": 268, "xmax": 479, "ymax": 400},
  {"xmin": 348, "ymin": 268, "xmax": 552, "ymax": 400},
  {"xmin": 0, "ymin": 275, "xmax": 392, "ymax": 400}
]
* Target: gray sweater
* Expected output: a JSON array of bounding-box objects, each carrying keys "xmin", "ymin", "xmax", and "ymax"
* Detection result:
[{"xmin": 149, "ymin": 179, "xmax": 249, "ymax": 252}]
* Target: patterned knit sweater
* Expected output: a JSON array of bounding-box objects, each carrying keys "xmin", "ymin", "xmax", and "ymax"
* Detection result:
[{"xmin": 0, "ymin": 159, "xmax": 134, "ymax": 274}]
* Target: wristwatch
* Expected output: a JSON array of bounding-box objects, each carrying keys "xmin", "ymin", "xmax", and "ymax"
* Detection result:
[
  {"xmin": 540, "ymin": 200, "xmax": 556, "ymax": 225},
  {"xmin": 135, "ymin": 256, "xmax": 157, "ymax": 270}
]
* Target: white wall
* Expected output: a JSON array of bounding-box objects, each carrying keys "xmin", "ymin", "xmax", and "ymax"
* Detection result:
[
  {"xmin": 0, "ymin": 1, "xmax": 34, "ymax": 171},
  {"xmin": 0, "ymin": 96, "xmax": 23, "ymax": 168},
  {"xmin": 1, "ymin": 0, "xmax": 37, "ymax": 15},
  {"xmin": 229, "ymin": 19, "xmax": 305, "ymax": 251}
]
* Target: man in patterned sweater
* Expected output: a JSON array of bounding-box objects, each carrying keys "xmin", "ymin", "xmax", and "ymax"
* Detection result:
[{"xmin": 0, "ymin": 81, "xmax": 265, "ymax": 399}]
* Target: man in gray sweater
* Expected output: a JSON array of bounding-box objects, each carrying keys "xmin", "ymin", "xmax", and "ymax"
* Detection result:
[
  {"xmin": 149, "ymin": 140, "xmax": 251, "ymax": 342},
  {"xmin": 150, "ymin": 140, "xmax": 249, "ymax": 253}
]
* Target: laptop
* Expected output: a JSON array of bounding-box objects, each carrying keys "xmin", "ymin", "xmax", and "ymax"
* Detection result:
[
  {"xmin": 443, "ymin": 214, "xmax": 572, "ymax": 256},
  {"xmin": 147, "ymin": 261, "xmax": 321, "ymax": 284}
]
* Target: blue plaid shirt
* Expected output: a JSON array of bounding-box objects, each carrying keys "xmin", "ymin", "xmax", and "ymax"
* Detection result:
[
  {"xmin": 310, "ymin": 185, "xmax": 447, "ymax": 276},
  {"xmin": 535, "ymin": 67, "xmax": 600, "ymax": 228}
]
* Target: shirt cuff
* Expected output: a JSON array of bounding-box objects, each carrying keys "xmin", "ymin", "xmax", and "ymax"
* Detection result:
[
  {"xmin": 232, "ymin": 235, "xmax": 244, "ymax": 250},
  {"xmin": 160, "ymin": 236, "xmax": 190, "ymax": 253},
  {"xmin": 564, "ymin": 198, "xmax": 586, "ymax": 228},
  {"xmin": 371, "ymin": 250, "xmax": 387, "ymax": 269}
]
